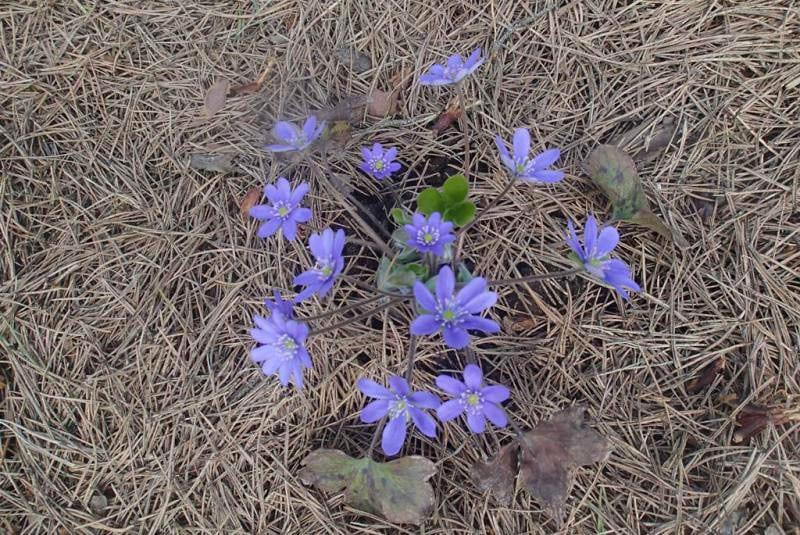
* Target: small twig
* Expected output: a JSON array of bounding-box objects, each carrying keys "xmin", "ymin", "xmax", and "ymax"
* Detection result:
[
  {"xmin": 309, "ymin": 297, "xmax": 404, "ymax": 336},
  {"xmin": 489, "ymin": 268, "xmax": 581, "ymax": 286}
]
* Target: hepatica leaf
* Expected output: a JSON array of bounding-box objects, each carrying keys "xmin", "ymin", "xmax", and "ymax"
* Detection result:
[
  {"xmin": 443, "ymin": 200, "xmax": 475, "ymax": 227},
  {"xmin": 585, "ymin": 144, "xmax": 686, "ymax": 246},
  {"xmin": 417, "ymin": 188, "xmax": 444, "ymax": 216},
  {"xmin": 299, "ymin": 449, "xmax": 436, "ymax": 525},
  {"xmin": 519, "ymin": 406, "xmax": 611, "ymax": 524},
  {"xmin": 473, "ymin": 441, "xmax": 518, "ymax": 506},
  {"xmin": 441, "ymin": 174, "xmax": 468, "ymax": 204}
]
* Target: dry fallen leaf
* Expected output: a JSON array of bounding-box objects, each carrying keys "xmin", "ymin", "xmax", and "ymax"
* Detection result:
[
  {"xmin": 240, "ymin": 187, "xmax": 262, "ymax": 219},
  {"xmin": 502, "ymin": 315, "xmax": 539, "ymax": 333},
  {"xmin": 632, "ymin": 118, "xmax": 678, "ymax": 163},
  {"xmin": 686, "ymin": 357, "xmax": 725, "ymax": 394},
  {"xmin": 316, "ymin": 95, "xmax": 369, "ymax": 123},
  {"xmin": 229, "ymin": 59, "xmax": 276, "ymax": 97},
  {"xmin": 472, "ymin": 441, "xmax": 518, "ymax": 506},
  {"xmin": 733, "ymin": 402, "xmax": 800, "ymax": 443},
  {"xmin": 204, "ymin": 79, "xmax": 229, "ymax": 117},
  {"xmin": 189, "ymin": 153, "xmax": 234, "ymax": 173},
  {"xmin": 431, "ymin": 101, "xmax": 462, "ymax": 136},
  {"xmin": 367, "ymin": 89, "xmax": 399, "ymax": 117},
  {"xmin": 519, "ymin": 406, "xmax": 612, "ymax": 523},
  {"xmin": 334, "ymin": 47, "xmax": 372, "ymax": 74}
]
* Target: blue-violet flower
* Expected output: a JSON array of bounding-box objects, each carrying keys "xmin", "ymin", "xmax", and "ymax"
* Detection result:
[
  {"xmin": 250, "ymin": 312, "xmax": 311, "ymax": 388},
  {"xmin": 358, "ymin": 376, "xmax": 441, "ymax": 456},
  {"xmin": 359, "ymin": 143, "xmax": 401, "ymax": 181},
  {"xmin": 404, "ymin": 212, "xmax": 455, "ymax": 257},
  {"xmin": 293, "ymin": 228, "xmax": 346, "ymax": 302},
  {"xmin": 265, "ymin": 116, "xmax": 326, "ymax": 152},
  {"xmin": 495, "ymin": 128, "xmax": 564, "ymax": 183},
  {"xmin": 566, "ymin": 215, "xmax": 641, "ymax": 301},
  {"xmin": 264, "ymin": 289, "xmax": 294, "ymax": 318},
  {"xmin": 410, "ymin": 265, "xmax": 499, "ymax": 349},
  {"xmin": 419, "ymin": 48, "xmax": 484, "ymax": 86},
  {"xmin": 249, "ymin": 177, "xmax": 312, "ymax": 240},
  {"xmin": 436, "ymin": 364, "xmax": 510, "ymax": 433}
]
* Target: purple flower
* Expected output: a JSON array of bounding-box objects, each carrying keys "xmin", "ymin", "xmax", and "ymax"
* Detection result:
[
  {"xmin": 435, "ymin": 364, "xmax": 509, "ymax": 433},
  {"xmin": 249, "ymin": 177, "xmax": 312, "ymax": 240},
  {"xmin": 410, "ymin": 265, "xmax": 499, "ymax": 349},
  {"xmin": 419, "ymin": 48, "xmax": 484, "ymax": 86},
  {"xmin": 264, "ymin": 289, "xmax": 294, "ymax": 318},
  {"xmin": 404, "ymin": 212, "xmax": 455, "ymax": 257},
  {"xmin": 566, "ymin": 215, "xmax": 641, "ymax": 301},
  {"xmin": 293, "ymin": 228, "xmax": 346, "ymax": 302},
  {"xmin": 495, "ymin": 128, "xmax": 564, "ymax": 184},
  {"xmin": 359, "ymin": 143, "xmax": 401, "ymax": 181},
  {"xmin": 250, "ymin": 311, "xmax": 312, "ymax": 389},
  {"xmin": 358, "ymin": 376, "xmax": 441, "ymax": 456},
  {"xmin": 265, "ymin": 116, "xmax": 326, "ymax": 152}
]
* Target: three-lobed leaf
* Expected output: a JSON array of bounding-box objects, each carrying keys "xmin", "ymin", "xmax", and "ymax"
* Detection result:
[
  {"xmin": 299, "ymin": 449, "xmax": 436, "ymax": 525},
  {"xmin": 443, "ymin": 201, "xmax": 475, "ymax": 226},
  {"xmin": 417, "ymin": 188, "xmax": 444, "ymax": 216},
  {"xmin": 441, "ymin": 174, "xmax": 468, "ymax": 204}
]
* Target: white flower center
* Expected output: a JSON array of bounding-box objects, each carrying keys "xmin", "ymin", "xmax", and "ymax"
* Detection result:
[
  {"xmin": 460, "ymin": 389, "xmax": 484, "ymax": 414},
  {"xmin": 314, "ymin": 258, "xmax": 335, "ymax": 280},
  {"xmin": 417, "ymin": 225, "xmax": 440, "ymax": 245},
  {"xmin": 277, "ymin": 334, "xmax": 298, "ymax": 361}
]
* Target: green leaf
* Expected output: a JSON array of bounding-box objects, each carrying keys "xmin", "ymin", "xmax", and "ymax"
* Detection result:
[
  {"xmin": 417, "ymin": 188, "xmax": 444, "ymax": 216},
  {"xmin": 443, "ymin": 201, "xmax": 476, "ymax": 227},
  {"xmin": 441, "ymin": 174, "xmax": 468, "ymax": 204},
  {"xmin": 299, "ymin": 449, "xmax": 437, "ymax": 525},
  {"xmin": 456, "ymin": 263, "xmax": 474, "ymax": 284},
  {"xmin": 390, "ymin": 207, "xmax": 410, "ymax": 226},
  {"xmin": 376, "ymin": 256, "xmax": 425, "ymax": 292},
  {"xmin": 585, "ymin": 145, "xmax": 687, "ymax": 247}
]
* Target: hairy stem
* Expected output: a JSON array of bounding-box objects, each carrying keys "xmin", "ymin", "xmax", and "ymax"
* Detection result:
[
  {"xmin": 456, "ymin": 82, "xmax": 470, "ymax": 175},
  {"xmin": 489, "ymin": 268, "xmax": 581, "ymax": 286},
  {"xmin": 366, "ymin": 416, "xmax": 386, "ymax": 458},
  {"xmin": 309, "ymin": 297, "xmax": 404, "ymax": 336}
]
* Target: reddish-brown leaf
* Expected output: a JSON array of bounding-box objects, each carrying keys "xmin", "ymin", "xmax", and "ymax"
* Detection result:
[
  {"xmin": 686, "ymin": 357, "xmax": 725, "ymax": 394},
  {"xmin": 472, "ymin": 442, "xmax": 519, "ymax": 505},
  {"xmin": 229, "ymin": 81, "xmax": 261, "ymax": 97},
  {"xmin": 519, "ymin": 406, "xmax": 612, "ymax": 523},
  {"xmin": 431, "ymin": 102, "xmax": 462, "ymax": 136},
  {"xmin": 367, "ymin": 89, "xmax": 399, "ymax": 117},
  {"xmin": 733, "ymin": 402, "xmax": 800, "ymax": 443},
  {"xmin": 240, "ymin": 187, "xmax": 262, "ymax": 219},
  {"xmin": 316, "ymin": 95, "xmax": 369, "ymax": 123},
  {"xmin": 204, "ymin": 79, "xmax": 229, "ymax": 117}
]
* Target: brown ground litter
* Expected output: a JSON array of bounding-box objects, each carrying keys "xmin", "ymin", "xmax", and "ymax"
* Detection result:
[{"xmin": 2, "ymin": 1, "xmax": 799, "ymax": 533}]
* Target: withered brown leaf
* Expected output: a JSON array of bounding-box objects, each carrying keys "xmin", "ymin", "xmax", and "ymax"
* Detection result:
[
  {"xmin": 519, "ymin": 406, "xmax": 611, "ymax": 523},
  {"xmin": 189, "ymin": 153, "xmax": 234, "ymax": 173},
  {"xmin": 473, "ymin": 442, "xmax": 519, "ymax": 506},
  {"xmin": 240, "ymin": 187, "xmax": 262, "ymax": 219},
  {"xmin": 431, "ymin": 101, "xmax": 462, "ymax": 136},
  {"xmin": 204, "ymin": 79, "xmax": 229, "ymax": 117},
  {"xmin": 686, "ymin": 357, "xmax": 725, "ymax": 394},
  {"xmin": 334, "ymin": 47, "xmax": 372, "ymax": 74},
  {"xmin": 367, "ymin": 89, "xmax": 399, "ymax": 117}
]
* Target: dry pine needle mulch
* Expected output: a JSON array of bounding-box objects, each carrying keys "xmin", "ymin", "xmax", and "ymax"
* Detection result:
[{"xmin": 1, "ymin": 1, "xmax": 799, "ymax": 533}]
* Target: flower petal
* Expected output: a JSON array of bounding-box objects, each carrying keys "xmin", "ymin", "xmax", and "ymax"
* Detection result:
[
  {"xmin": 436, "ymin": 399, "xmax": 464, "ymax": 421},
  {"xmin": 512, "ymin": 128, "xmax": 530, "ymax": 161},
  {"xmin": 260, "ymin": 354, "xmax": 282, "ymax": 376},
  {"xmin": 357, "ymin": 378, "xmax": 393, "ymax": 399},
  {"xmin": 482, "ymin": 402, "xmax": 508, "ymax": 428},
  {"xmin": 455, "ymin": 278, "xmax": 487, "ymax": 305},
  {"xmin": 584, "ymin": 216, "xmax": 598, "ymax": 257},
  {"xmin": 388, "ymin": 376, "xmax": 410, "ymax": 396},
  {"xmin": 408, "ymin": 391, "xmax": 441, "ymax": 409},
  {"xmin": 273, "ymin": 121, "xmax": 299, "ymax": 144},
  {"xmin": 463, "ymin": 364, "xmax": 483, "ymax": 389},
  {"xmin": 256, "ymin": 218, "xmax": 282, "ymax": 239},
  {"xmin": 443, "ymin": 324, "xmax": 470, "ymax": 349},
  {"xmin": 282, "ymin": 218, "xmax": 297, "ymax": 240},
  {"xmin": 410, "ymin": 314, "xmax": 441, "ymax": 336},
  {"xmin": 308, "ymin": 232, "xmax": 326, "ymax": 259},
  {"xmin": 461, "ymin": 315, "xmax": 500, "ymax": 333},
  {"xmin": 412, "ymin": 281, "xmax": 437, "ymax": 312},
  {"xmin": 290, "ymin": 182, "xmax": 310, "ymax": 205},
  {"xmin": 436, "ymin": 375, "xmax": 466, "ymax": 396},
  {"xmin": 530, "ymin": 169, "xmax": 565, "ymax": 183},
  {"xmin": 531, "ymin": 148, "xmax": 561, "ymax": 169},
  {"xmin": 466, "ymin": 411, "xmax": 486, "ymax": 433},
  {"xmin": 482, "ymin": 385, "xmax": 510, "ymax": 403},
  {"xmin": 302, "ymin": 116, "xmax": 318, "ymax": 140},
  {"xmin": 409, "ymin": 408, "xmax": 437, "ymax": 438},
  {"xmin": 361, "ymin": 399, "xmax": 390, "ymax": 423},
  {"xmin": 461, "ymin": 290, "xmax": 497, "ymax": 314},
  {"xmin": 435, "ymin": 265, "xmax": 455, "ymax": 303},
  {"xmin": 293, "ymin": 207, "xmax": 312, "ymax": 223},
  {"xmin": 595, "ymin": 225, "xmax": 619, "ymax": 258},
  {"xmin": 381, "ymin": 414, "xmax": 407, "ymax": 456},
  {"xmin": 495, "ymin": 135, "xmax": 515, "ymax": 170},
  {"xmin": 566, "ymin": 219, "xmax": 583, "ymax": 259}
]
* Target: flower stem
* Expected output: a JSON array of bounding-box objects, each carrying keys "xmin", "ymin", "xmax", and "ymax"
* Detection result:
[
  {"xmin": 301, "ymin": 294, "xmax": 387, "ymax": 322},
  {"xmin": 488, "ymin": 268, "xmax": 581, "ymax": 286},
  {"xmin": 308, "ymin": 297, "xmax": 404, "ymax": 336},
  {"xmin": 404, "ymin": 335, "xmax": 419, "ymax": 381},
  {"xmin": 456, "ymin": 82, "xmax": 470, "ymax": 176},
  {"xmin": 366, "ymin": 417, "xmax": 386, "ymax": 457}
]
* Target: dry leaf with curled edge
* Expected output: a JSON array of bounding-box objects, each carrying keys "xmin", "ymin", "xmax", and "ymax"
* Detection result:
[
  {"xmin": 585, "ymin": 144, "xmax": 688, "ymax": 247},
  {"xmin": 519, "ymin": 406, "xmax": 612, "ymax": 523},
  {"xmin": 204, "ymin": 79, "xmax": 229, "ymax": 117},
  {"xmin": 299, "ymin": 449, "xmax": 436, "ymax": 525},
  {"xmin": 472, "ymin": 441, "xmax": 519, "ymax": 506}
]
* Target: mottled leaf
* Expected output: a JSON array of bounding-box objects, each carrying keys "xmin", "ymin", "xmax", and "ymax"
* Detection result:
[
  {"xmin": 442, "ymin": 174, "xmax": 468, "ymax": 204},
  {"xmin": 367, "ymin": 89, "xmax": 399, "ymax": 117},
  {"xmin": 326, "ymin": 121, "xmax": 352, "ymax": 153},
  {"xmin": 240, "ymin": 187, "xmax": 262, "ymax": 219},
  {"xmin": 519, "ymin": 406, "xmax": 611, "ymax": 523},
  {"xmin": 88, "ymin": 494, "xmax": 108, "ymax": 515},
  {"xmin": 585, "ymin": 144, "xmax": 687, "ymax": 246},
  {"xmin": 431, "ymin": 101, "xmax": 462, "ymax": 136},
  {"xmin": 335, "ymin": 47, "xmax": 372, "ymax": 74},
  {"xmin": 417, "ymin": 188, "xmax": 444, "ymax": 216},
  {"xmin": 204, "ymin": 79, "xmax": 229, "ymax": 117},
  {"xmin": 473, "ymin": 442, "xmax": 518, "ymax": 505},
  {"xmin": 299, "ymin": 449, "xmax": 436, "ymax": 525},
  {"xmin": 189, "ymin": 153, "xmax": 234, "ymax": 173},
  {"xmin": 443, "ymin": 201, "xmax": 475, "ymax": 227}
]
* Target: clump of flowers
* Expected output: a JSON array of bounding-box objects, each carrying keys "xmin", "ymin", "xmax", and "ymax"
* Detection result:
[
  {"xmin": 566, "ymin": 215, "xmax": 640, "ymax": 300},
  {"xmin": 265, "ymin": 115, "xmax": 325, "ymax": 152},
  {"xmin": 359, "ymin": 143, "xmax": 401, "ymax": 181},
  {"xmin": 357, "ymin": 376, "xmax": 440, "ymax": 456},
  {"xmin": 249, "ymin": 177, "xmax": 312, "ymax": 240}
]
